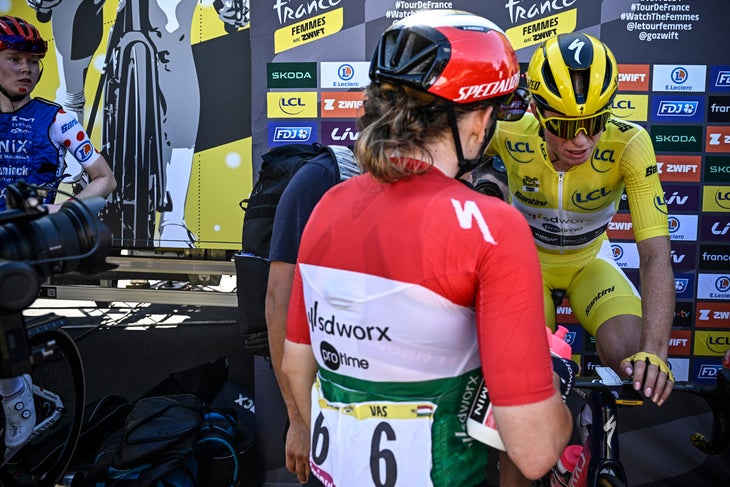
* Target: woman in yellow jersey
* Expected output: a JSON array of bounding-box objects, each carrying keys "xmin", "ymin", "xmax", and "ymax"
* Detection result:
[{"xmin": 489, "ymin": 33, "xmax": 675, "ymax": 407}]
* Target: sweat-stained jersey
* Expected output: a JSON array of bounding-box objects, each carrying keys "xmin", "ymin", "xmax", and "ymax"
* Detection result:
[{"xmin": 286, "ymin": 167, "xmax": 555, "ymax": 487}]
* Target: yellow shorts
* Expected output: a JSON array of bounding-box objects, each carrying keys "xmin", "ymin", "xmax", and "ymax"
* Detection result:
[{"xmin": 540, "ymin": 240, "xmax": 642, "ymax": 337}]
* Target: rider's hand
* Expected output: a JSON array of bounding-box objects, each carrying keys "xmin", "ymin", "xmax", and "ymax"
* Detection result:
[
  {"xmin": 285, "ymin": 417, "xmax": 311, "ymax": 484},
  {"xmin": 621, "ymin": 352, "xmax": 674, "ymax": 406},
  {"xmin": 552, "ymin": 355, "xmax": 579, "ymax": 402}
]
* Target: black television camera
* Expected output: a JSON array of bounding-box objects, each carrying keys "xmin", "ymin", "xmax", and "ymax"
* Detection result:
[{"xmin": 0, "ymin": 181, "xmax": 114, "ymax": 375}]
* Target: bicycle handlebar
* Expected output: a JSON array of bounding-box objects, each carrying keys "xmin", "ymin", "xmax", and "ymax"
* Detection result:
[{"xmin": 575, "ymin": 367, "xmax": 730, "ymax": 455}]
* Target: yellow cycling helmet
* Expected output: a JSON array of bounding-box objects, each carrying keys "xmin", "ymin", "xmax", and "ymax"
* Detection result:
[{"xmin": 526, "ymin": 33, "xmax": 617, "ymax": 116}]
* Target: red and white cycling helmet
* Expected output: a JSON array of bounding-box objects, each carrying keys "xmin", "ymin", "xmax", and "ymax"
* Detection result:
[
  {"xmin": 369, "ymin": 9, "xmax": 520, "ymax": 106},
  {"xmin": 0, "ymin": 16, "xmax": 47, "ymax": 58}
]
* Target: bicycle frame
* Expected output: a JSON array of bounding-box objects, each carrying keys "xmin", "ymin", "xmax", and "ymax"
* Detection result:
[{"xmin": 567, "ymin": 366, "xmax": 730, "ymax": 487}]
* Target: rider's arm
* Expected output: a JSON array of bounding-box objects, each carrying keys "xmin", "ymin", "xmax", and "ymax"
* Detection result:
[
  {"xmin": 76, "ymin": 154, "xmax": 116, "ymax": 200},
  {"xmin": 620, "ymin": 128, "xmax": 675, "ymax": 405},
  {"xmin": 476, "ymin": 201, "xmax": 572, "ymax": 479},
  {"xmin": 266, "ymin": 261, "xmax": 312, "ymax": 483},
  {"xmin": 626, "ymin": 234, "xmax": 674, "ymax": 404}
]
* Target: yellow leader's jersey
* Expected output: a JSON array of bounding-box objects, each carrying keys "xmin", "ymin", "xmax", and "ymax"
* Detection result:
[{"xmin": 488, "ymin": 113, "xmax": 669, "ymax": 258}]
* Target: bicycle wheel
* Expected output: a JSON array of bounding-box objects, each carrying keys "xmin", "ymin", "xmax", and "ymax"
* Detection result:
[
  {"xmin": 103, "ymin": 37, "xmax": 164, "ymax": 247},
  {"xmin": 0, "ymin": 328, "xmax": 85, "ymax": 487},
  {"xmin": 597, "ymin": 473, "xmax": 627, "ymax": 487}
]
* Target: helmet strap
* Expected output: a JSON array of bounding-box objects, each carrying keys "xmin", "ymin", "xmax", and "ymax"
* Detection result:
[
  {"xmin": 451, "ymin": 104, "xmax": 498, "ymax": 178},
  {"xmin": 0, "ymin": 83, "xmax": 26, "ymax": 104}
]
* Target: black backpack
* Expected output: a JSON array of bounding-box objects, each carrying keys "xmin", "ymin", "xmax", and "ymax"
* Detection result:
[
  {"xmin": 235, "ymin": 143, "xmax": 359, "ymax": 355},
  {"xmin": 85, "ymin": 394, "xmax": 204, "ymax": 486}
]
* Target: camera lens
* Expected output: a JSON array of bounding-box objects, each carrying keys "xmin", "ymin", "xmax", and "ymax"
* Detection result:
[{"xmin": 0, "ymin": 197, "xmax": 111, "ymax": 277}]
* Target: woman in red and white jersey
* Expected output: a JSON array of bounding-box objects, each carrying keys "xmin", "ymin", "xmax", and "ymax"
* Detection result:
[{"xmin": 282, "ymin": 10, "xmax": 573, "ymax": 487}]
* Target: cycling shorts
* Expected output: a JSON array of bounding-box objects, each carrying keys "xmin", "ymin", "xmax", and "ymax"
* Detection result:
[{"xmin": 541, "ymin": 240, "xmax": 641, "ymax": 336}]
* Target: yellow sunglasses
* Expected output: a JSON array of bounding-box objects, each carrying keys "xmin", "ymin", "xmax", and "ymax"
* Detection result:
[{"xmin": 536, "ymin": 108, "xmax": 611, "ymax": 139}]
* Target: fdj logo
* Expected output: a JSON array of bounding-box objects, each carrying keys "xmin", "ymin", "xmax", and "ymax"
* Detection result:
[
  {"xmin": 699, "ymin": 364, "xmax": 721, "ymax": 379},
  {"xmin": 572, "ymin": 187, "xmax": 610, "ymax": 210},
  {"xmin": 671, "ymin": 67, "xmax": 689, "ymax": 84},
  {"xmin": 717, "ymin": 71, "xmax": 730, "ymax": 87},
  {"xmin": 674, "ymin": 278, "xmax": 688, "ymax": 292},
  {"xmin": 504, "ymin": 139, "xmax": 535, "ymax": 163},
  {"xmin": 274, "ymin": 127, "xmax": 311, "ymax": 142},
  {"xmin": 338, "ymin": 64, "xmax": 354, "ymax": 81},
  {"xmin": 658, "ymin": 101, "xmax": 698, "ymax": 116}
]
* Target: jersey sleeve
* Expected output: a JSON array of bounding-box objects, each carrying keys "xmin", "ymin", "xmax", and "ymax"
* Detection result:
[
  {"xmin": 620, "ymin": 128, "xmax": 669, "ymax": 242},
  {"xmin": 50, "ymin": 110, "xmax": 101, "ymax": 168},
  {"xmin": 474, "ymin": 202, "xmax": 555, "ymax": 407},
  {"xmin": 286, "ymin": 264, "xmax": 310, "ymax": 344}
]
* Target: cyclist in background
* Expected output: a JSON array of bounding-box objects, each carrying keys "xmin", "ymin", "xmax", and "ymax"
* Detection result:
[
  {"xmin": 0, "ymin": 15, "xmax": 115, "ymax": 450},
  {"xmin": 25, "ymin": 0, "xmax": 249, "ymax": 247},
  {"xmin": 282, "ymin": 10, "xmax": 573, "ymax": 486},
  {"xmin": 488, "ymin": 33, "xmax": 674, "ymax": 406}
]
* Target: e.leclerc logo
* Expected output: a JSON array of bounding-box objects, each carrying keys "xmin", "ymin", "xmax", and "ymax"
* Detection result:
[
  {"xmin": 652, "ymin": 65, "xmax": 706, "ymax": 92},
  {"xmin": 650, "ymin": 125, "xmax": 703, "ymax": 152}
]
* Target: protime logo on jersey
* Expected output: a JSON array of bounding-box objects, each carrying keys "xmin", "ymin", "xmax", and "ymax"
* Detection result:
[
  {"xmin": 267, "ymin": 62, "xmax": 317, "ymax": 88},
  {"xmin": 650, "ymin": 125, "xmax": 703, "ymax": 152}
]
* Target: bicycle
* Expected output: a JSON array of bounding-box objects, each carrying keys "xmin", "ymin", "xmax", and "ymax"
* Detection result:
[
  {"xmin": 0, "ymin": 313, "xmax": 85, "ymax": 487},
  {"xmin": 534, "ymin": 364, "xmax": 730, "ymax": 487},
  {"xmin": 87, "ymin": 0, "xmax": 166, "ymax": 248}
]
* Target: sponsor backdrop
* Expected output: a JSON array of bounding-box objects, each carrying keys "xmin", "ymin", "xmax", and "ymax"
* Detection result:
[
  {"xmin": 249, "ymin": 0, "xmax": 730, "ymax": 383},
  {"xmin": 7, "ymin": 0, "xmax": 252, "ymax": 250},
  {"xmin": 5, "ymin": 0, "xmax": 727, "ymax": 379}
]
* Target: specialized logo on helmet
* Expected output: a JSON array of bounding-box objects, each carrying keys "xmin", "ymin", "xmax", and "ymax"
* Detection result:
[
  {"xmin": 568, "ymin": 38, "xmax": 586, "ymax": 65},
  {"xmin": 455, "ymin": 73, "xmax": 519, "ymax": 102}
]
